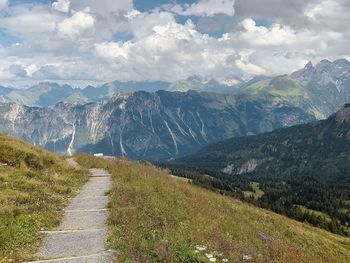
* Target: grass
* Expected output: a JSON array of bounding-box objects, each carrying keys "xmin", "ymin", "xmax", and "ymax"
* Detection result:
[
  {"xmin": 0, "ymin": 135, "xmax": 88, "ymax": 263},
  {"xmin": 243, "ymin": 182, "xmax": 264, "ymax": 200},
  {"xmin": 296, "ymin": 205, "xmax": 332, "ymax": 222},
  {"xmin": 75, "ymin": 153, "xmax": 350, "ymax": 263},
  {"xmin": 243, "ymin": 76, "xmax": 309, "ymax": 99}
]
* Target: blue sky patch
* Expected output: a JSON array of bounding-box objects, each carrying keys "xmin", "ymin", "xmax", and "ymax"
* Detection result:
[{"xmin": 0, "ymin": 29, "xmax": 21, "ymax": 47}]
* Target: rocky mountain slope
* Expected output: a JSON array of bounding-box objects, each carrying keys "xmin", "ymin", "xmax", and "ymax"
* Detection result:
[
  {"xmin": 0, "ymin": 89, "xmax": 317, "ymax": 160},
  {"xmin": 242, "ymin": 59, "xmax": 350, "ymax": 118},
  {"xmin": 291, "ymin": 59, "xmax": 350, "ymax": 115}
]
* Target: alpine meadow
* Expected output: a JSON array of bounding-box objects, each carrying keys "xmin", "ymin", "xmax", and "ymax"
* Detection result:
[{"xmin": 0, "ymin": 0, "xmax": 350, "ymax": 262}]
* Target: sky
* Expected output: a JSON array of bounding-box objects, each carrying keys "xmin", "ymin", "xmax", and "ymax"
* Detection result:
[{"xmin": 0, "ymin": 0, "xmax": 349, "ymax": 88}]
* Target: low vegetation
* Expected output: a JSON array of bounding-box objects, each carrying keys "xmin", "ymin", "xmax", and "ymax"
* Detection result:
[
  {"xmin": 0, "ymin": 135, "xmax": 88, "ymax": 263},
  {"xmin": 169, "ymin": 106, "xmax": 350, "ymax": 235},
  {"xmin": 76, "ymin": 153, "xmax": 350, "ymax": 263}
]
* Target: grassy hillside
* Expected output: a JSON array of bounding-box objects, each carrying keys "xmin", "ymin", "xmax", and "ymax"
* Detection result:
[
  {"xmin": 169, "ymin": 105, "xmax": 350, "ymax": 235},
  {"xmin": 240, "ymin": 76, "xmax": 325, "ymax": 119},
  {"xmin": 243, "ymin": 77, "xmax": 308, "ymax": 98},
  {"xmin": 76, "ymin": 154, "xmax": 350, "ymax": 263},
  {"xmin": 0, "ymin": 135, "xmax": 88, "ymax": 263}
]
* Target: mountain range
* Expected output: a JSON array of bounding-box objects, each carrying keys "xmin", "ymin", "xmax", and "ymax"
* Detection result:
[
  {"xmin": 0, "ymin": 89, "xmax": 315, "ymax": 160},
  {"xmin": 0, "ymin": 76, "xmax": 243, "ymax": 107},
  {"xmin": 0, "ymin": 59, "xmax": 349, "ymax": 160}
]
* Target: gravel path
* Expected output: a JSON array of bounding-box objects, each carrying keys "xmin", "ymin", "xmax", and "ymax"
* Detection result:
[{"xmin": 26, "ymin": 161, "xmax": 115, "ymax": 263}]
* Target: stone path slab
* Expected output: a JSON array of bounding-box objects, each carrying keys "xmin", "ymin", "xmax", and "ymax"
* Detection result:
[
  {"xmin": 26, "ymin": 252, "xmax": 115, "ymax": 263},
  {"xmin": 76, "ymin": 188, "xmax": 107, "ymax": 198},
  {"xmin": 60, "ymin": 210, "xmax": 109, "ymax": 230},
  {"xmin": 26, "ymin": 161, "xmax": 115, "ymax": 263},
  {"xmin": 65, "ymin": 196, "xmax": 108, "ymax": 211},
  {"xmin": 37, "ymin": 229, "xmax": 107, "ymax": 258}
]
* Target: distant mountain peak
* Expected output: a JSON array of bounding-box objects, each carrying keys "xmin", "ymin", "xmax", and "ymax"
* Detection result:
[
  {"xmin": 291, "ymin": 58, "xmax": 350, "ymax": 90},
  {"xmin": 319, "ymin": 59, "xmax": 332, "ymax": 64},
  {"xmin": 304, "ymin": 61, "xmax": 314, "ymax": 70}
]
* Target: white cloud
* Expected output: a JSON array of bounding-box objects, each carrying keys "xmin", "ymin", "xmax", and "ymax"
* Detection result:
[
  {"xmin": 234, "ymin": 0, "xmax": 313, "ymax": 27},
  {"xmin": 239, "ymin": 18, "xmax": 296, "ymax": 46},
  {"xmin": 57, "ymin": 11, "xmax": 95, "ymax": 40},
  {"xmin": 170, "ymin": 0, "xmax": 235, "ymax": 17},
  {"xmin": 0, "ymin": 6, "xmax": 60, "ymax": 35},
  {"xmin": 304, "ymin": 0, "xmax": 350, "ymax": 32},
  {"xmin": 95, "ymin": 41, "xmax": 130, "ymax": 60},
  {"xmin": 0, "ymin": 0, "xmax": 7, "ymax": 11},
  {"xmin": 70, "ymin": 0, "xmax": 133, "ymax": 15},
  {"xmin": 0, "ymin": 0, "xmax": 349, "ymax": 87},
  {"xmin": 305, "ymin": 0, "xmax": 340, "ymax": 21},
  {"xmin": 52, "ymin": 0, "xmax": 70, "ymax": 13},
  {"xmin": 94, "ymin": 19, "xmax": 238, "ymax": 81}
]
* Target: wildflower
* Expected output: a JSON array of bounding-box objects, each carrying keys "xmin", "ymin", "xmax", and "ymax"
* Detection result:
[
  {"xmin": 222, "ymin": 259, "xmax": 229, "ymax": 262},
  {"xmin": 195, "ymin": 245, "xmax": 207, "ymax": 251},
  {"xmin": 204, "ymin": 253, "xmax": 217, "ymax": 262},
  {"xmin": 243, "ymin": 254, "xmax": 253, "ymax": 261}
]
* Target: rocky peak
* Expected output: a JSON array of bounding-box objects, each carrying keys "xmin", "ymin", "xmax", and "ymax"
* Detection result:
[
  {"xmin": 290, "ymin": 62, "xmax": 316, "ymax": 85},
  {"xmin": 304, "ymin": 61, "xmax": 315, "ymax": 71},
  {"xmin": 291, "ymin": 59, "xmax": 350, "ymax": 87}
]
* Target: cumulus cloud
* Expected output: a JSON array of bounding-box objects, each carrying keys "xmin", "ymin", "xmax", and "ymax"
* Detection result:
[
  {"xmin": 234, "ymin": 0, "xmax": 313, "ymax": 27},
  {"xmin": 0, "ymin": 6, "xmax": 60, "ymax": 35},
  {"xmin": 305, "ymin": 0, "xmax": 340, "ymax": 21},
  {"xmin": 239, "ymin": 18, "xmax": 297, "ymax": 46},
  {"xmin": 70, "ymin": 0, "xmax": 133, "ymax": 15},
  {"xmin": 52, "ymin": 0, "xmax": 70, "ymax": 13},
  {"xmin": 304, "ymin": 0, "xmax": 350, "ymax": 32},
  {"xmin": 57, "ymin": 11, "xmax": 95, "ymax": 40},
  {"xmin": 93, "ymin": 19, "xmax": 238, "ymax": 81},
  {"xmin": 0, "ymin": 0, "xmax": 349, "ymax": 87},
  {"xmin": 170, "ymin": 0, "xmax": 235, "ymax": 17},
  {"xmin": 0, "ymin": 0, "xmax": 7, "ymax": 11}
]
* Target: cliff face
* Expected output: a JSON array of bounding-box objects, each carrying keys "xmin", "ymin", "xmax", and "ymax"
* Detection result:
[{"xmin": 0, "ymin": 90, "xmax": 317, "ymax": 160}]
